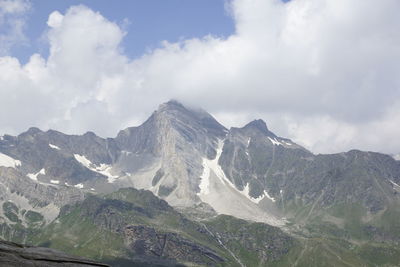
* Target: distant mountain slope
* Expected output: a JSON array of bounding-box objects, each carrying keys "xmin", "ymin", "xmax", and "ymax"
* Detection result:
[
  {"xmin": 24, "ymin": 188, "xmax": 400, "ymax": 266},
  {"xmin": 0, "ymin": 100, "xmax": 400, "ymax": 265},
  {"xmin": 32, "ymin": 188, "xmax": 296, "ymax": 266}
]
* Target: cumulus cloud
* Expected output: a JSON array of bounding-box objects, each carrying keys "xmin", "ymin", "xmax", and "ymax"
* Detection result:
[
  {"xmin": 0, "ymin": 0, "xmax": 30, "ymax": 55},
  {"xmin": 0, "ymin": 0, "xmax": 400, "ymax": 155}
]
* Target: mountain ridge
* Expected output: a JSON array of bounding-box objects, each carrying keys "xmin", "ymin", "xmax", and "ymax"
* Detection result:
[
  {"xmin": 1, "ymin": 100, "xmax": 400, "ymax": 265},
  {"xmin": 1, "ymin": 100, "xmax": 399, "ymax": 231}
]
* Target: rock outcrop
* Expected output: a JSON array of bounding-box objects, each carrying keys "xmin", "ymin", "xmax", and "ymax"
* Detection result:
[{"xmin": 0, "ymin": 239, "xmax": 108, "ymax": 266}]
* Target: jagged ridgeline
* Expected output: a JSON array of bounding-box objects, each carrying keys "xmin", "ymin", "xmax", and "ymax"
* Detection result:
[{"xmin": 0, "ymin": 100, "xmax": 399, "ymax": 266}]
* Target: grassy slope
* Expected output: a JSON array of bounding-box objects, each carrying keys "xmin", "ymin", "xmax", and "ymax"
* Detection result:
[{"xmin": 2, "ymin": 188, "xmax": 399, "ymax": 266}]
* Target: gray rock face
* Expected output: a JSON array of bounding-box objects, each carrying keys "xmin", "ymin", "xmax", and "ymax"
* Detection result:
[
  {"xmin": 219, "ymin": 121, "xmax": 400, "ymax": 215},
  {"xmin": 0, "ymin": 239, "xmax": 108, "ymax": 266},
  {"xmin": 52, "ymin": 188, "xmax": 227, "ymax": 266},
  {"xmin": 0, "ymin": 128, "xmax": 109, "ymax": 186},
  {"xmin": 219, "ymin": 119, "xmax": 309, "ymax": 198},
  {"xmin": 0, "ymin": 168, "xmax": 84, "ymax": 209},
  {"xmin": 124, "ymin": 225, "xmax": 224, "ymax": 265},
  {"xmin": 1, "ymin": 99, "xmax": 400, "ymax": 228},
  {"xmin": 112, "ymin": 100, "xmax": 227, "ymax": 206}
]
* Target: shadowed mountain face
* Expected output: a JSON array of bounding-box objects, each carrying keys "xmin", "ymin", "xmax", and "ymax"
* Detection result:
[
  {"xmin": 0, "ymin": 100, "xmax": 400, "ymax": 265},
  {"xmin": 0, "ymin": 239, "xmax": 108, "ymax": 266},
  {"xmin": 1, "ymin": 100, "xmax": 400, "ymax": 222}
]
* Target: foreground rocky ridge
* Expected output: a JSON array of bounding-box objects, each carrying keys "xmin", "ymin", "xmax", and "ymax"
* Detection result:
[{"xmin": 0, "ymin": 239, "xmax": 108, "ymax": 266}]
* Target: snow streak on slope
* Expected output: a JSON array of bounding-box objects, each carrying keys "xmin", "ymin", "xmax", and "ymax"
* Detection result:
[
  {"xmin": 198, "ymin": 160, "xmax": 210, "ymax": 195},
  {"xmin": 0, "ymin": 153, "xmax": 21, "ymax": 168},
  {"xmin": 198, "ymin": 140, "xmax": 274, "ymax": 203},
  {"xmin": 240, "ymin": 184, "xmax": 276, "ymax": 203},
  {"xmin": 49, "ymin": 143, "xmax": 61, "ymax": 150},
  {"xmin": 74, "ymin": 183, "xmax": 84, "ymax": 189},
  {"xmin": 390, "ymin": 180, "xmax": 400, "ymax": 193},
  {"xmin": 74, "ymin": 154, "xmax": 118, "ymax": 183},
  {"xmin": 197, "ymin": 140, "xmax": 283, "ymax": 226},
  {"xmin": 390, "ymin": 180, "xmax": 400, "ymax": 187},
  {"xmin": 268, "ymin": 137, "xmax": 283, "ymax": 146},
  {"xmin": 27, "ymin": 168, "xmax": 45, "ymax": 181},
  {"xmin": 74, "ymin": 154, "xmax": 91, "ymax": 167}
]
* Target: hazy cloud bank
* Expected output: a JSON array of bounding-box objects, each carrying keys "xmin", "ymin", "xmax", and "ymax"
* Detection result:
[{"xmin": 1, "ymin": 0, "xmax": 400, "ymax": 154}]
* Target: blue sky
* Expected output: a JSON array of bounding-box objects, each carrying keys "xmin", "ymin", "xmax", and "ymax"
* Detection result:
[
  {"xmin": 11, "ymin": 0, "xmax": 235, "ymax": 63},
  {"xmin": 1, "ymin": 0, "xmax": 400, "ymax": 155}
]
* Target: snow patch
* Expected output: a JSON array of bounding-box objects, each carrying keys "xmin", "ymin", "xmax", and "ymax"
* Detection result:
[
  {"xmin": 240, "ymin": 184, "xmax": 276, "ymax": 203},
  {"xmin": 74, "ymin": 154, "xmax": 118, "ymax": 183},
  {"xmin": 240, "ymin": 184, "xmax": 262, "ymax": 203},
  {"xmin": 198, "ymin": 139, "xmax": 236, "ymax": 196},
  {"xmin": 197, "ymin": 139, "xmax": 284, "ymax": 226},
  {"xmin": 282, "ymin": 140, "xmax": 292, "ymax": 146},
  {"xmin": 49, "ymin": 143, "xmax": 60, "ymax": 150},
  {"xmin": 198, "ymin": 140, "xmax": 272, "ymax": 204},
  {"xmin": 27, "ymin": 168, "xmax": 45, "ymax": 181},
  {"xmin": 198, "ymin": 159, "xmax": 211, "ymax": 195},
  {"xmin": 97, "ymin": 164, "xmax": 119, "ymax": 183},
  {"xmin": 74, "ymin": 154, "xmax": 92, "ymax": 168},
  {"xmin": 74, "ymin": 183, "xmax": 84, "ymax": 189},
  {"xmin": 0, "ymin": 153, "xmax": 21, "ymax": 168},
  {"xmin": 264, "ymin": 190, "xmax": 276, "ymax": 202},
  {"xmin": 50, "ymin": 180, "xmax": 59, "ymax": 184},
  {"xmin": 267, "ymin": 137, "xmax": 284, "ymax": 146},
  {"xmin": 392, "ymin": 154, "xmax": 400, "ymax": 161},
  {"xmin": 247, "ymin": 137, "xmax": 251, "ymax": 147},
  {"xmin": 121, "ymin": 150, "xmax": 132, "ymax": 155},
  {"xmin": 26, "ymin": 174, "xmax": 36, "ymax": 181},
  {"xmin": 390, "ymin": 180, "xmax": 400, "ymax": 188}
]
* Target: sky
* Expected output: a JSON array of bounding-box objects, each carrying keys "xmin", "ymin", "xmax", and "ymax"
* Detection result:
[{"xmin": 0, "ymin": 0, "xmax": 400, "ymax": 155}]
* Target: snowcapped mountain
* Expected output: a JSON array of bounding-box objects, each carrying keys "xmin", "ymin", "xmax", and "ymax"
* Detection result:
[
  {"xmin": 1, "ymin": 100, "xmax": 400, "ymax": 227},
  {"xmin": 1, "ymin": 100, "xmax": 400, "ymax": 266}
]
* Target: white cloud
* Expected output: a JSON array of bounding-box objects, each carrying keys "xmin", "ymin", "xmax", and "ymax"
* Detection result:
[
  {"xmin": 0, "ymin": 0, "xmax": 400, "ymax": 155},
  {"xmin": 0, "ymin": 0, "xmax": 30, "ymax": 55},
  {"xmin": 47, "ymin": 10, "xmax": 63, "ymax": 28}
]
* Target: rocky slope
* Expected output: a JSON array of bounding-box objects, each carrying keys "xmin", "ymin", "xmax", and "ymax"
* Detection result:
[
  {"xmin": 32, "ymin": 188, "xmax": 295, "ymax": 266},
  {"xmin": 0, "ymin": 100, "xmax": 400, "ymax": 265},
  {"xmin": 0, "ymin": 239, "xmax": 108, "ymax": 266},
  {"xmin": 26, "ymin": 188, "xmax": 400, "ymax": 266},
  {"xmin": 218, "ymin": 119, "xmax": 400, "ymax": 242}
]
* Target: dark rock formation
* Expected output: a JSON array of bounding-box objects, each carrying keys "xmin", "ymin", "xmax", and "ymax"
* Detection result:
[{"xmin": 0, "ymin": 239, "xmax": 108, "ymax": 266}]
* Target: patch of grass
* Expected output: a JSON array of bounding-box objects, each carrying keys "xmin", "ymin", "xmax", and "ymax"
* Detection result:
[
  {"xmin": 357, "ymin": 243, "xmax": 400, "ymax": 266},
  {"xmin": 3, "ymin": 202, "xmax": 20, "ymax": 223},
  {"xmin": 25, "ymin": 210, "xmax": 44, "ymax": 224}
]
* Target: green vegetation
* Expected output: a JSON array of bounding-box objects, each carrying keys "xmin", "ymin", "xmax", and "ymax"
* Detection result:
[
  {"xmin": 205, "ymin": 215, "xmax": 295, "ymax": 266},
  {"xmin": 25, "ymin": 210, "xmax": 44, "ymax": 225},
  {"xmin": 3, "ymin": 201, "xmax": 20, "ymax": 223},
  {"xmin": 1, "ymin": 187, "xmax": 399, "ymax": 266}
]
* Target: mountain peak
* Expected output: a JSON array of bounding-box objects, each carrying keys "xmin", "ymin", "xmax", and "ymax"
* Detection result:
[
  {"xmin": 155, "ymin": 100, "xmax": 227, "ymax": 136},
  {"xmin": 244, "ymin": 119, "xmax": 270, "ymax": 134},
  {"xmin": 157, "ymin": 99, "xmax": 185, "ymax": 111},
  {"xmin": 18, "ymin": 127, "xmax": 43, "ymax": 138}
]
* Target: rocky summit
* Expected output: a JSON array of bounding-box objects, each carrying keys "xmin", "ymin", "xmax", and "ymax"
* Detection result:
[{"xmin": 0, "ymin": 100, "xmax": 400, "ymax": 266}]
